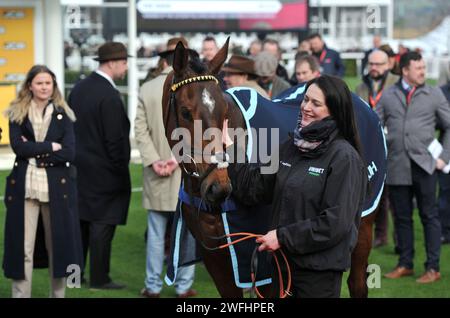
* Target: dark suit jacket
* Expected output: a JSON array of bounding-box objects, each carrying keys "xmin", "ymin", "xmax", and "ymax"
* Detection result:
[
  {"xmin": 68, "ymin": 72, "xmax": 131, "ymax": 225},
  {"xmin": 313, "ymin": 46, "xmax": 345, "ymax": 77}
]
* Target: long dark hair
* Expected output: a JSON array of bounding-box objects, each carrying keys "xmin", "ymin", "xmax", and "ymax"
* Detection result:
[{"xmin": 305, "ymin": 75, "xmax": 363, "ymax": 156}]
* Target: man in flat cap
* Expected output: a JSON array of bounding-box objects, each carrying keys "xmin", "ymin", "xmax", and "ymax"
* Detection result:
[
  {"xmin": 68, "ymin": 42, "xmax": 132, "ymax": 290},
  {"xmin": 254, "ymin": 51, "xmax": 291, "ymax": 99},
  {"xmin": 134, "ymin": 37, "xmax": 197, "ymax": 298}
]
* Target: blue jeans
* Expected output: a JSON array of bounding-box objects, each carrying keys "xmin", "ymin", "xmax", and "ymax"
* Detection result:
[{"xmin": 145, "ymin": 210, "xmax": 195, "ymax": 294}]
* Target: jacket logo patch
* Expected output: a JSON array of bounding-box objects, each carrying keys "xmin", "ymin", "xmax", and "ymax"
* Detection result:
[{"xmin": 308, "ymin": 166, "xmax": 324, "ymax": 176}]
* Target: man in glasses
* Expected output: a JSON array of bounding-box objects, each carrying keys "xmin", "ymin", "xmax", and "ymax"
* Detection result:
[
  {"xmin": 355, "ymin": 49, "xmax": 399, "ymax": 249},
  {"xmin": 356, "ymin": 50, "xmax": 399, "ymax": 109}
]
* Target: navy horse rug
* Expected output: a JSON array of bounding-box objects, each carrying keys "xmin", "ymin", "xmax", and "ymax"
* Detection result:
[{"xmin": 165, "ymin": 84, "xmax": 387, "ymax": 288}]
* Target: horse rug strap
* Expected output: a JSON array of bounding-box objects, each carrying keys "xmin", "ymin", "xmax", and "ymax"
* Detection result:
[{"xmin": 165, "ymin": 186, "xmax": 273, "ymax": 289}]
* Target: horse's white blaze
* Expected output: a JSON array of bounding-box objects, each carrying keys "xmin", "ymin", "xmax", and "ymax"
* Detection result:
[{"xmin": 202, "ymin": 88, "xmax": 215, "ymax": 113}]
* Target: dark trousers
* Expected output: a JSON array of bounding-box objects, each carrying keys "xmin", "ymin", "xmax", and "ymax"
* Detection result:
[
  {"xmin": 388, "ymin": 161, "xmax": 441, "ymax": 271},
  {"xmin": 438, "ymin": 171, "xmax": 450, "ymax": 240},
  {"xmin": 80, "ymin": 220, "xmax": 117, "ymax": 286},
  {"xmin": 292, "ymin": 268, "xmax": 342, "ymax": 298},
  {"xmin": 276, "ymin": 263, "xmax": 342, "ymax": 298}
]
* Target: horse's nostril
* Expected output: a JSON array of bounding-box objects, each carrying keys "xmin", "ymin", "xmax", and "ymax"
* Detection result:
[
  {"xmin": 205, "ymin": 181, "xmax": 231, "ymax": 204},
  {"xmin": 207, "ymin": 182, "xmax": 220, "ymax": 196}
]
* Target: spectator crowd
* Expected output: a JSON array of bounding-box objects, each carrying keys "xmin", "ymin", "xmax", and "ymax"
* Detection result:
[{"xmin": 3, "ymin": 32, "xmax": 450, "ymax": 298}]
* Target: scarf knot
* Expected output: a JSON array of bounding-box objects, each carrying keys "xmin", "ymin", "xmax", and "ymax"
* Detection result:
[
  {"xmin": 25, "ymin": 101, "xmax": 54, "ymax": 202},
  {"xmin": 293, "ymin": 116, "xmax": 338, "ymax": 158}
]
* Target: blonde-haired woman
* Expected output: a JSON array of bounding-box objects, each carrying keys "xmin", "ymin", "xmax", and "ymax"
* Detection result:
[{"xmin": 3, "ymin": 65, "xmax": 83, "ymax": 298}]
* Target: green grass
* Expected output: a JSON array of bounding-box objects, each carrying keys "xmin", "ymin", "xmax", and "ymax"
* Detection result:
[
  {"xmin": 344, "ymin": 77, "xmax": 438, "ymax": 92},
  {"xmin": 0, "ymin": 164, "xmax": 219, "ymax": 298},
  {"xmin": 343, "ymin": 219, "xmax": 450, "ymax": 298},
  {"xmin": 0, "ymin": 164, "xmax": 449, "ymax": 298}
]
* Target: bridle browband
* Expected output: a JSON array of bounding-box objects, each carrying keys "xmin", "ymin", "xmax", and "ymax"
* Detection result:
[
  {"xmin": 167, "ymin": 74, "xmax": 230, "ymax": 185},
  {"xmin": 171, "ymin": 75, "xmax": 219, "ymax": 92}
]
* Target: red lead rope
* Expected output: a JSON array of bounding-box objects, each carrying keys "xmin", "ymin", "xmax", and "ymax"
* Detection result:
[{"xmin": 218, "ymin": 232, "xmax": 292, "ymax": 298}]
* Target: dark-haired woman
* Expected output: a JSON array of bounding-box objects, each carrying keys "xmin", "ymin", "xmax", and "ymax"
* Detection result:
[
  {"xmin": 3, "ymin": 65, "xmax": 83, "ymax": 298},
  {"xmin": 229, "ymin": 75, "xmax": 368, "ymax": 298}
]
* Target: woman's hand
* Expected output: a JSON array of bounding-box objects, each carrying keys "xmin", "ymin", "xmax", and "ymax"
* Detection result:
[
  {"xmin": 256, "ymin": 230, "xmax": 280, "ymax": 252},
  {"xmin": 52, "ymin": 142, "xmax": 62, "ymax": 152}
]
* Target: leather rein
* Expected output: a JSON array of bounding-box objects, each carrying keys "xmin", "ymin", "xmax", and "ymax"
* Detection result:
[{"xmin": 166, "ymin": 74, "xmax": 230, "ymax": 186}]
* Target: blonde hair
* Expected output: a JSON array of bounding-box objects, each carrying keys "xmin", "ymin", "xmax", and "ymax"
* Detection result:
[{"xmin": 4, "ymin": 65, "xmax": 76, "ymax": 124}]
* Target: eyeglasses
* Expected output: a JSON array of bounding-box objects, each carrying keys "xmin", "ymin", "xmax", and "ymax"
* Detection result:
[{"xmin": 368, "ymin": 62, "xmax": 387, "ymax": 67}]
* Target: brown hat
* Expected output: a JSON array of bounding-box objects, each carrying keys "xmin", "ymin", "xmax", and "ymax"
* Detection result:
[
  {"xmin": 94, "ymin": 42, "xmax": 132, "ymax": 62},
  {"xmin": 222, "ymin": 55, "xmax": 256, "ymax": 75},
  {"xmin": 158, "ymin": 37, "xmax": 190, "ymax": 58}
]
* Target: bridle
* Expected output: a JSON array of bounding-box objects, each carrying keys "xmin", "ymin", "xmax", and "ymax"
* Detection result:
[
  {"xmin": 167, "ymin": 73, "xmax": 292, "ymax": 298},
  {"xmin": 166, "ymin": 74, "xmax": 230, "ymax": 185}
]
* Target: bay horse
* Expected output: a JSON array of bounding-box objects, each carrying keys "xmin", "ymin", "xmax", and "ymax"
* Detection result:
[{"xmin": 162, "ymin": 38, "xmax": 379, "ymax": 298}]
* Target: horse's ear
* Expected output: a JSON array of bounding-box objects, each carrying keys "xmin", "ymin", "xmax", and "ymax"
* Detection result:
[
  {"xmin": 208, "ymin": 37, "xmax": 230, "ymax": 75},
  {"xmin": 172, "ymin": 41, "xmax": 189, "ymax": 76}
]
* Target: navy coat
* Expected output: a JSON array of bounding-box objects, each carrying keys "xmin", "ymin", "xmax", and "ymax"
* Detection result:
[
  {"xmin": 3, "ymin": 105, "xmax": 83, "ymax": 279},
  {"xmin": 313, "ymin": 46, "xmax": 345, "ymax": 77},
  {"xmin": 68, "ymin": 72, "xmax": 131, "ymax": 225}
]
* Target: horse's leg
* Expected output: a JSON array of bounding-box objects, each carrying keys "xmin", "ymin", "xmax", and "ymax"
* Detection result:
[
  {"xmin": 200, "ymin": 248, "xmax": 243, "ymax": 298},
  {"xmin": 181, "ymin": 206, "xmax": 243, "ymax": 297},
  {"xmin": 347, "ymin": 211, "xmax": 377, "ymax": 298}
]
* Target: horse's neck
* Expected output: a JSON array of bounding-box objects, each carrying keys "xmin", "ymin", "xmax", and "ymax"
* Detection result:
[
  {"xmin": 224, "ymin": 93, "xmax": 245, "ymax": 130},
  {"xmin": 224, "ymin": 93, "xmax": 248, "ymax": 164}
]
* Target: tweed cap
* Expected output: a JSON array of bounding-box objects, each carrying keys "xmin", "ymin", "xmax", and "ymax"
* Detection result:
[{"xmin": 254, "ymin": 51, "xmax": 278, "ymax": 77}]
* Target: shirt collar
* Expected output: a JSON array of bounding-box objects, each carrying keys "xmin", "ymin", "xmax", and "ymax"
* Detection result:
[
  {"xmin": 95, "ymin": 69, "xmax": 116, "ymax": 89},
  {"xmin": 401, "ymin": 78, "xmax": 413, "ymax": 91}
]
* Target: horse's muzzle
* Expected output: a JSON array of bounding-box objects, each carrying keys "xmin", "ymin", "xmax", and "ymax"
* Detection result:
[{"xmin": 201, "ymin": 180, "xmax": 233, "ymax": 205}]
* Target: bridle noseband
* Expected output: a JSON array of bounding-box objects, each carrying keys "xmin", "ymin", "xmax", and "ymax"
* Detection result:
[{"xmin": 167, "ymin": 74, "xmax": 230, "ymax": 185}]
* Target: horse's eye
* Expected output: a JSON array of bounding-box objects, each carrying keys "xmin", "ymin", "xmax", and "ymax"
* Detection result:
[{"xmin": 180, "ymin": 107, "xmax": 193, "ymax": 122}]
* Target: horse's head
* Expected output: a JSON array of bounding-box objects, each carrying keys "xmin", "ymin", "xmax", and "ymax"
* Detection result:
[{"xmin": 162, "ymin": 38, "xmax": 232, "ymax": 206}]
